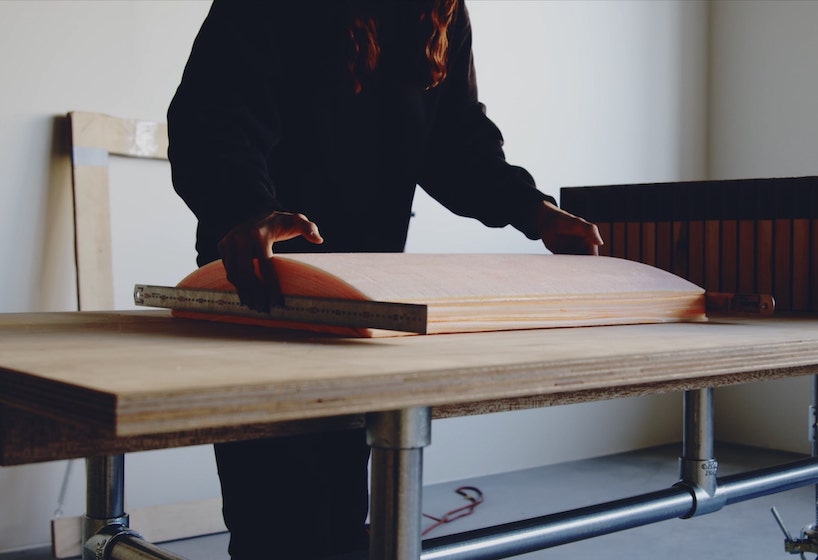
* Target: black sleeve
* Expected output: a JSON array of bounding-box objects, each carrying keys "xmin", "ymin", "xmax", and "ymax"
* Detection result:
[
  {"xmin": 418, "ymin": 0, "xmax": 555, "ymax": 240},
  {"xmin": 167, "ymin": 1, "xmax": 286, "ymax": 259}
]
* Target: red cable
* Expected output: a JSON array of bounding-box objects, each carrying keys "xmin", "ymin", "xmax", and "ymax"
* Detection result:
[{"xmin": 421, "ymin": 486, "xmax": 484, "ymax": 536}]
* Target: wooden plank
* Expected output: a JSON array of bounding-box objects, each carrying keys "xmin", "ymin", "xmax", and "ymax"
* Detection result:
[
  {"xmin": 737, "ymin": 180, "xmax": 759, "ymax": 294},
  {"xmin": 704, "ymin": 220, "xmax": 720, "ymax": 292},
  {"xmin": 793, "ymin": 218, "xmax": 810, "ymax": 311},
  {"xmin": 671, "ymin": 221, "xmax": 689, "ymax": 279},
  {"xmin": 756, "ymin": 219, "xmax": 774, "ymax": 299},
  {"xmin": 625, "ymin": 185, "xmax": 643, "ymax": 262},
  {"xmin": 173, "ymin": 254, "xmax": 706, "ymax": 337},
  {"xmin": 813, "ymin": 213, "xmax": 818, "ymax": 313},
  {"xmin": 5, "ymin": 356, "xmax": 814, "ymax": 467},
  {"xmin": 773, "ymin": 181, "xmax": 795, "ymax": 311},
  {"xmin": 3, "ymin": 312, "xmax": 818, "ymax": 442},
  {"xmin": 656, "ymin": 221, "xmax": 672, "ymax": 272},
  {"xmin": 67, "ymin": 111, "xmax": 169, "ymax": 311},
  {"xmin": 738, "ymin": 218, "xmax": 756, "ymax": 293},
  {"xmin": 774, "ymin": 218, "xmax": 792, "ymax": 311},
  {"xmin": 688, "ymin": 220, "xmax": 704, "ymax": 287},
  {"xmin": 720, "ymin": 220, "xmax": 738, "ymax": 294},
  {"xmin": 52, "ymin": 498, "xmax": 226, "ymax": 559},
  {"xmin": 71, "ymin": 165, "xmax": 114, "ymax": 310},
  {"xmin": 611, "ymin": 221, "xmax": 626, "ymax": 258},
  {"xmin": 639, "ymin": 186, "xmax": 658, "ymax": 267},
  {"xmin": 703, "ymin": 183, "xmax": 721, "ymax": 293},
  {"xmin": 626, "ymin": 222, "xmax": 641, "ymax": 262},
  {"xmin": 641, "ymin": 222, "xmax": 656, "ymax": 267},
  {"xmin": 69, "ymin": 111, "xmax": 168, "ymax": 159},
  {"xmin": 0, "ymin": 404, "xmax": 364, "ymax": 465},
  {"xmin": 792, "ymin": 182, "xmax": 813, "ymax": 311}
]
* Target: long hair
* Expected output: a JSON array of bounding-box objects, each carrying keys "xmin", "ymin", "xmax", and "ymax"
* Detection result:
[{"xmin": 346, "ymin": 0, "xmax": 458, "ymax": 94}]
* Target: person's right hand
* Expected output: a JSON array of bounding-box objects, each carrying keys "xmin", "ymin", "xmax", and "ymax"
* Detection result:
[{"xmin": 217, "ymin": 211, "xmax": 324, "ymax": 312}]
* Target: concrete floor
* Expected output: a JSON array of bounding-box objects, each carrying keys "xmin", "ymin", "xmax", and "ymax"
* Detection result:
[{"xmin": 2, "ymin": 442, "xmax": 814, "ymax": 559}]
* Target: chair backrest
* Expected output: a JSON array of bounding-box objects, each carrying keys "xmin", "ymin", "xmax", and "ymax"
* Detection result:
[{"xmin": 67, "ymin": 111, "xmax": 169, "ymax": 310}]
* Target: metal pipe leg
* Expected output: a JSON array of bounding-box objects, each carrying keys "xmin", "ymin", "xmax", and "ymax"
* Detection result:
[
  {"xmin": 86, "ymin": 454, "xmax": 126, "ymax": 521},
  {"xmin": 804, "ymin": 373, "xmax": 818, "ymax": 544},
  {"xmin": 83, "ymin": 455, "xmax": 132, "ymax": 560},
  {"xmin": 367, "ymin": 407, "xmax": 432, "ymax": 560},
  {"xmin": 676, "ymin": 388, "xmax": 724, "ymax": 516},
  {"xmin": 82, "ymin": 454, "xmax": 189, "ymax": 560},
  {"xmin": 793, "ymin": 373, "xmax": 818, "ymax": 548}
]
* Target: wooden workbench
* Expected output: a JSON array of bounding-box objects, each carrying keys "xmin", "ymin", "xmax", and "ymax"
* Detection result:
[
  {"xmin": 1, "ymin": 311, "xmax": 818, "ymax": 464},
  {"xmin": 3, "ymin": 311, "xmax": 818, "ymax": 559}
]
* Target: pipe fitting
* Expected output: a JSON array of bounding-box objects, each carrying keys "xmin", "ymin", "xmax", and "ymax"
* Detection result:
[
  {"xmin": 673, "ymin": 478, "xmax": 726, "ymax": 518},
  {"xmin": 679, "ymin": 457, "xmax": 719, "ymax": 497},
  {"xmin": 366, "ymin": 407, "xmax": 431, "ymax": 449},
  {"xmin": 81, "ymin": 523, "xmax": 141, "ymax": 560}
]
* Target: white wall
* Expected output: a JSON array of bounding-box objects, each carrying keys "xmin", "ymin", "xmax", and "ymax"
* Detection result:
[
  {"xmin": 419, "ymin": 0, "xmax": 709, "ymax": 483},
  {"xmin": 0, "ymin": 1, "xmax": 216, "ymax": 553},
  {"xmin": 708, "ymin": 1, "xmax": 818, "ymax": 453},
  {"xmin": 0, "ymin": 0, "xmax": 708, "ymax": 552}
]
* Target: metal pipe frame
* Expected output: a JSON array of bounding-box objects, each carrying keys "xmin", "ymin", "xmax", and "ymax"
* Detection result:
[
  {"xmin": 813, "ymin": 374, "xmax": 818, "ymax": 524},
  {"xmin": 77, "ymin": 385, "xmax": 818, "ymax": 560},
  {"xmin": 420, "ymin": 388, "xmax": 818, "ymax": 560},
  {"xmin": 676, "ymin": 388, "xmax": 724, "ymax": 516},
  {"xmin": 82, "ymin": 455, "xmax": 132, "ymax": 560},
  {"xmin": 82, "ymin": 454, "xmax": 188, "ymax": 560},
  {"xmin": 367, "ymin": 407, "xmax": 432, "ymax": 560},
  {"xmin": 420, "ymin": 458, "xmax": 818, "ymax": 560}
]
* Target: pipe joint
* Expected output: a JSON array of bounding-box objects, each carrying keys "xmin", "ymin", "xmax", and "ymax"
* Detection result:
[
  {"xmin": 679, "ymin": 457, "xmax": 719, "ymax": 495},
  {"xmin": 366, "ymin": 407, "xmax": 432, "ymax": 449},
  {"xmin": 674, "ymin": 470, "xmax": 725, "ymax": 519},
  {"xmin": 81, "ymin": 522, "xmax": 141, "ymax": 560}
]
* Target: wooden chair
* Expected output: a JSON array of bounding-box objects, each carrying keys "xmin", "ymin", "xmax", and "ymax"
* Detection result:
[{"xmin": 51, "ymin": 112, "xmax": 224, "ymax": 558}]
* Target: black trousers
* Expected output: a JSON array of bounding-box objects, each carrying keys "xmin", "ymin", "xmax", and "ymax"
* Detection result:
[{"xmin": 214, "ymin": 428, "xmax": 371, "ymax": 559}]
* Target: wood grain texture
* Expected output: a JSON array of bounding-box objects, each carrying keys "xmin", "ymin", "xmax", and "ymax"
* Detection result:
[
  {"xmin": 71, "ymin": 165, "xmax": 114, "ymax": 310},
  {"xmin": 68, "ymin": 111, "xmax": 169, "ymax": 311},
  {"xmin": 3, "ymin": 311, "xmax": 818, "ymax": 458},
  {"xmin": 174, "ymin": 254, "xmax": 706, "ymax": 337},
  {"xmin": 69, "ymin": 111, "xmax": 168, "ymax": 159},
  {"xmin": 560, "ymin": 177, "xmax": 818, "ymax": 313}
]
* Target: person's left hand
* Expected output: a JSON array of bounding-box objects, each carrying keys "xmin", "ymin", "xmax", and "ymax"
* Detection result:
[{"xmin": 534, "ymin": 200, "xmax": 604, "ymax": 255}]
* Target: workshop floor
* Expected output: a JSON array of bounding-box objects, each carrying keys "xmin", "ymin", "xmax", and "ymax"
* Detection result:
[{"xmin": 3, "ymin": 443, "xmax": 813, "ymax": 560}]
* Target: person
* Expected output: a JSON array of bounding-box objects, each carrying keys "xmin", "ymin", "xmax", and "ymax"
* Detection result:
[{"xmin": 167, "ymin": 1, "xmax": 603, "ymax": 558}]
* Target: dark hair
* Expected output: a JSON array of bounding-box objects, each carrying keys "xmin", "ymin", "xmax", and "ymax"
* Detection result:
[{"xmin": 346, "ymin": 0, "xmax": 458, "ymax": 94}]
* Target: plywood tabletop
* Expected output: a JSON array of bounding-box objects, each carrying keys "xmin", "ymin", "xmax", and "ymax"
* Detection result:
[{"xmin": 3, "ymin": 311, "xmax": 818, "ymax": 442}]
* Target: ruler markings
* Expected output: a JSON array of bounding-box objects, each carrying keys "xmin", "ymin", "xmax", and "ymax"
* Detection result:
[{"xmin": 133, "ymin": 285, "xmax": 427, "ymax": 334}]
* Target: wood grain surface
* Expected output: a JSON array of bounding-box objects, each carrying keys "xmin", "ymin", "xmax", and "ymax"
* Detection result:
[
  {"xmin": 68, "ymin": 111, "xmax": 169, "ymax": 311},
  {"xmin": 173, "ymin": 254, "xmax": 706, "ymax": 336},
  {"xmin": 3, "ymin": 311, "xmax": 818, "ymax": 466}
]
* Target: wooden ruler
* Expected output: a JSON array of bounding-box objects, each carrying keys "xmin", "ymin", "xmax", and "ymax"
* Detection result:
[{"xmin": 134, "ymin": 285, "xmax": 428, "ymax": 334}]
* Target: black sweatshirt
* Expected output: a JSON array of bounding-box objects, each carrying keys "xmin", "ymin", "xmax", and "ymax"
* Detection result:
[{"xmin": 167, "ymin": 0, "xmax": 554, "ymax": 266}]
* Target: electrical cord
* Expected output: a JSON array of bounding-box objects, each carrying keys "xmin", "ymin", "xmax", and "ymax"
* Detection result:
[{"xmin": 421, "ymin": 486, "xmax": 483, "ymax": 536}]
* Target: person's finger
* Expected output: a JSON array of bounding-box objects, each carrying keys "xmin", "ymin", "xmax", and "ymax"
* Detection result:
[
  {"xmin": 587, "ymin": 223, "xmax": 604, "ymax": 247},
  {"xmin": 545, "ymin": 236, "xmax": 596, "ymax": 256},
  {"xmin": 267, "ymin": 213, "xmax": 324, "ymax": 244},
  {"xmin": 293, "ymin": 213, "xmax": 324, "ymax": 244}
]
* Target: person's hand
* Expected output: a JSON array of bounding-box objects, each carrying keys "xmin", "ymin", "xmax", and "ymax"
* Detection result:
[
  {"xmin": 217, "ymin": 211, "xmax": 323, "ymax": 312},
  {"xmin": 534, "ymin": 200, "xmax": 603, "ymax": 255}
]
